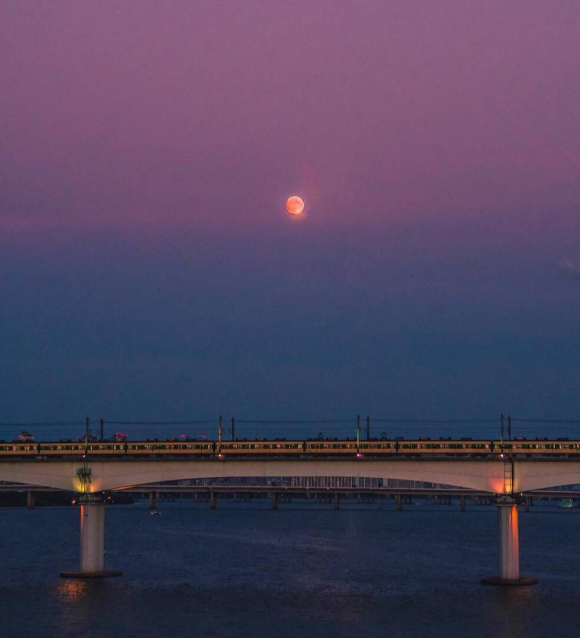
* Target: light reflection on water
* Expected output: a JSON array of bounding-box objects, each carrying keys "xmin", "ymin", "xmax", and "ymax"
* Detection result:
[
  {"xmin": 0, "ymin": 501, "xmax": 579, "ymax": 638},
  {"xmin": 58, "ymin": 579, "xmax": 89, "ymax": 602}
]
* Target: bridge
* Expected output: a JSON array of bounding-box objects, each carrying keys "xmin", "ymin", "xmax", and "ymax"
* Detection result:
[
  {"xmin": 5, "ymin": 456, "xmax": 580, "ymax": 493},
  {"xmin": 3, "ymin": 449, "xmax": 580, "ymax": 586}
]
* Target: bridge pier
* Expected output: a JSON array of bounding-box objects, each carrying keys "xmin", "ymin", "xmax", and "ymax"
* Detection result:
[
  {"xmin": 334, "ymin": 494, "xmax": 340, "ymax": 510},
  {"xmin": 148, "ymin": 491, "xmax": 157, "ymax": 510},
  {"xmin": 210, "ymin": 492, "xmax": 217, "ymax": 510},
  {"xmin": 481, "ymin": 496, "xmax": 537, "ymax": 586},
  {"xmin": 27, "ymin": 491, "xmax": 35, "ymax": 509},
  {"xmin": 396, "ymin": 494, "xmax": 403, "ymax": 511},
  {"xmin": 459, "ymin": 496, "xmax": 466, "ymax": 512},
  {"xmin": 61, "ymin": 496, "xmax": 122, "ymax": 579},
  {"xmin": 271, "ymin": 493, "xmax": 279, "ymax": 510},
  {"xmin": 524, "ymin": 496, "xmax": 532, "ymax": 512}
]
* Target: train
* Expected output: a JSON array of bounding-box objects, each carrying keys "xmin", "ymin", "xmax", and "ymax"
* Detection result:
[{"xmin": 0, "ymin": 437, "xmax": 579, "ymax": 457}]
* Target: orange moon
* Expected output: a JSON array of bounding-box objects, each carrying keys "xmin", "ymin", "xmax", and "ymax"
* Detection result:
[{"xmin": 286, "ymin": 196, "xmax": 305, "ymax": 215}]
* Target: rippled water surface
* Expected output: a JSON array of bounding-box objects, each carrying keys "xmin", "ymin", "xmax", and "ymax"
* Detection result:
[{"xmin": 2, "ymin": 499, "xmax": 580, "ymax": 637}]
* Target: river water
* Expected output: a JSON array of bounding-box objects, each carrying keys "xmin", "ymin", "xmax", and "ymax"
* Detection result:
[{"xmin": 1, "ymin": 499, "xmax": 579, "ymax": 638}]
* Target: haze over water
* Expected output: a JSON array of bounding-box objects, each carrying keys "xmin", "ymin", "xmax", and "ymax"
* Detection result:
[{"xmin": 2, "ymin": 500, "xmax": 580, "ymax": 638}]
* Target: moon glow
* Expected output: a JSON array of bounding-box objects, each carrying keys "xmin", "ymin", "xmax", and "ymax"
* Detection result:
[{"xmin": 286, "ymin": 196, "xmax": 305, "ymax": 215}]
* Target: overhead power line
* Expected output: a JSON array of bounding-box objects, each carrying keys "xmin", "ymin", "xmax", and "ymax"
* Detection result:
[
  {"xmin": 372, "ymin": 418, "xmax": 498, "ymax": 424},
  {"xmin": 511, "ymin": 418, "xmax": 580, "ymax": 424},
  {"xmin": 0, "ymin": 421, "xmax": 84, "ymax": 427},
  {"xmin": 105, "ymin": 420, "xmax": 216, "ymax": 426},
  {"xmin": 235, "ymin": 419, "xmax": 354, "ymax": 425}
]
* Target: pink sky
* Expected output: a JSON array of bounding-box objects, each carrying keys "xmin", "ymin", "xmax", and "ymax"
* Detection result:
[
  {"xmin": 1, "ymin": 2, "xmax": 579, "ymax": 427},
  {"xmin": 1, "ymin": 1, "xmax": 579, "ymax": 236}
]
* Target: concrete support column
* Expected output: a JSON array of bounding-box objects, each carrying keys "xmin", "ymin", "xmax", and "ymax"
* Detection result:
[
  {"xmin": 481, "ymin": 496, "xmax": 536, "ymax": 586},
  {"xmin": 148, "ymin": 491, "xmax": 157, "ymax": 510},
  {"xmin": 210, "ymin": 492, "xmax": 217, "ymax": 510},
  {"xmin": 524, "ymin": 497, "xmax": 531, "ymax": 513},
  {"xmin": 27, "ymin": 491, "xmax": 35, "ymax": 509},
  {"xmin": 334, "ymin": 494, "xmax": 340, "ymax": 510},
  {"xmin": 396, "ymin": 494, "xmax": 403, "ymax": 511},
  {"xmin": 460, "ymin": 496, "xmax": 466, "ymax": 513},
  {"xmin": 271, "ymin": 493, "xmax": 279, "ymax": 510},
  {"xmin": 497, "ymin": 501, "xmax": 519, "ymax": 580},
  {"xmin": 60, "ymin": 496, "xmax": 122, "ymax": 579},
  {"xmin": 80, "ymin": 502, "xmax": 105, "ymax": 573}
]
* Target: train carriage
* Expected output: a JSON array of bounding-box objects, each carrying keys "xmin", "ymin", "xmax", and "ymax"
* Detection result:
[
  {"xmin": 219, "ymin": 441, "xmax": 304, "ymax": 455},
  {"xmin": 87, "ymin": 443, "xmax": 127, "ymax": 455},
  {"xmin": 397, "ymin": 440, "xmax": 493, "ymax": 455},
  {"xmin": 305, "ymin": 441, "xmax": 359, "ymax": 455},
  {"xmin": 126, "ymin": 441, "xmax": 214, "ymax": 455},
  {"xmin": 39, "ymin": 442, "xmax": 86, "ymax": 455},
  {"xmin": 0, "ymin": 443, "xmax": 38, "ymax": 455},
  {"xmin": 359, "ymin": 441, "xmax": 397, "ymax": 454},
  {"xmin": 501, "ymin": 441, "xmax": 580, "ymax": 455}
]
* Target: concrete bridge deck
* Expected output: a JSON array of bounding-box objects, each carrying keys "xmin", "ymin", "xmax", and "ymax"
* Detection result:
[{"xmin": 2, "ymin": 456, "xmax": 580, "ymax": 493}]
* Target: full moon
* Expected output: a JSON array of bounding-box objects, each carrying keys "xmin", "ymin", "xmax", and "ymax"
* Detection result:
[{"xmin": 286, "ymin": 196, "xmax": 305, "ymax": 215}]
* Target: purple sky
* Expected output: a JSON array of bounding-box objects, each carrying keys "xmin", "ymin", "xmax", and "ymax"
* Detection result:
[{"xmin": 1, "ymin": 2, "xmax": 579, "ymax": 438}]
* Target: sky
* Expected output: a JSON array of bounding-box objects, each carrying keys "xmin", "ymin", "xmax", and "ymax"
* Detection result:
[{"xmin": 1, "ymin": 1, "xmax": 579, "ymax": 440}]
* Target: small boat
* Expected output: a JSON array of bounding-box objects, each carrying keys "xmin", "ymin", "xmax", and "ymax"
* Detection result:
[{"xmin": 150, "ymin": 510, "xmax": 161, "ymax": 516}]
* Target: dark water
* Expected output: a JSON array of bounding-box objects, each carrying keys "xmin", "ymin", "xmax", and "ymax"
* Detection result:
[{"xmin": 1, "ymin": 499, "xmax": 580, "ymax": 638}]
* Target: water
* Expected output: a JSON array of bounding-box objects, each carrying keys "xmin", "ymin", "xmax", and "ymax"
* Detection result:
[{"xmin": 1, "ymin": 499, "xmax": 580, "ymax": 637}]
